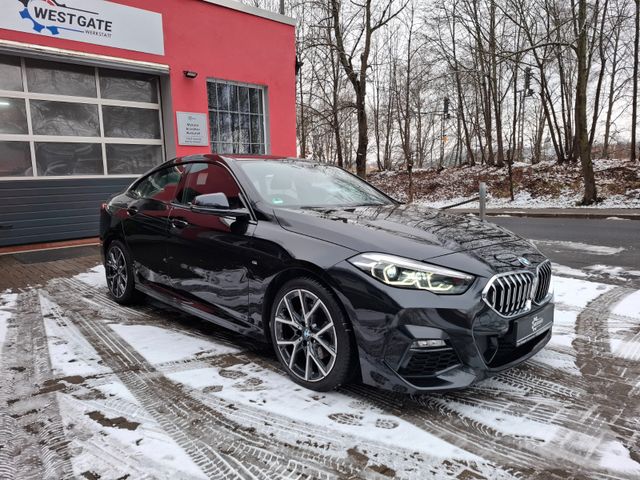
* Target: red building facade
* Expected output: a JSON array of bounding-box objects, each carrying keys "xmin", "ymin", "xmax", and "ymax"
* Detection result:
[{"xmin": 0, "ymin": 0, "xmax": 296, "ymax": 246}]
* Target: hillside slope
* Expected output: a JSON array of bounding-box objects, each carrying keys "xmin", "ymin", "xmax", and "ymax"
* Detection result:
[{"xmin": 367, "ymin": 159, "xmax": 640, "ymax": 209}]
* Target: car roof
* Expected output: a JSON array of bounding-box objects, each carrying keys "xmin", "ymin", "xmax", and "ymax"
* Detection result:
[{"xmin": 166, "ymin": 154, "xmax": 308, "ymax": 168}]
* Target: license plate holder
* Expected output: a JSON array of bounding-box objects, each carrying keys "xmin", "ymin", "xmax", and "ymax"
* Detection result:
[{"xmin": 515, "ymin": 307, "xmax": 554, "ymax": 346}]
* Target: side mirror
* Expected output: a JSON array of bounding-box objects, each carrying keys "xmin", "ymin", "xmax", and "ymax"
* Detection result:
[
  {"xmin": 193, "ymin": 192, "xmax": 230, "ymax": 209},
  {"xmin": 191, "ymin": 192, "xmax": 250, "ymax": 219}
]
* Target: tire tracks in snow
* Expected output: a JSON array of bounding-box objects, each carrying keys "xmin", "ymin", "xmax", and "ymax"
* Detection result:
[
  {"xmin": 54, "ymin": 273, "xmax": 640, "ymax": 478},
  {"xmin": 47, "ymin": 277, "xmax": 514, "ymax": 479},
  {"xmin": 337, "ymin": 289, "xmax": 640, "ymax": 479},
  {"xmin": 39, "ymin": 289, "xmax": 349, "ymax": 480},
  {"xmin": 573, "ymin": 287, "xmax": 640, "ymax": 465},
  {"xmin": 44, "ymin": 280, "xmax": 461, "ymax": 479},
  {"xmin": 0, "ymin": 290, "xmax": 74, "ymax": 480}
]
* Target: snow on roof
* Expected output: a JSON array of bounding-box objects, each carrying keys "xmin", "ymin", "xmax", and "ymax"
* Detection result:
[{"xmin": 200, "ymin": 0, "xmax": 296, "ymax": 26}]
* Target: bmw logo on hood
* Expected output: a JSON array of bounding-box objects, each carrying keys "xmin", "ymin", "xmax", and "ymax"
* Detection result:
[{"xmin": 518, "ymin": 257, "xmax": 531, "ymax": 267}]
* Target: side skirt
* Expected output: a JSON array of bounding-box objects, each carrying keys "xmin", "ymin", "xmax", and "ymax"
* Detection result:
[{"xmin": 135, "ymin": 282, "xmax": 263, "ymax": 338}]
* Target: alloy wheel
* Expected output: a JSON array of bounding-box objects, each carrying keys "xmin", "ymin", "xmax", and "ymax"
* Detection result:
[
  {"xmin": 274, "ymin": 289, "xmax": 337, "ymax": 382},
  {"xmin": 106, "ymin": 245, "xmax": 128, "ymax": 299}
]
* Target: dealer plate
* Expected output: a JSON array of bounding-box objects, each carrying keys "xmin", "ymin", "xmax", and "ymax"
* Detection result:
[{"xmin": 515, "ymin": 306, "xmax": 554, "ymax": 346}]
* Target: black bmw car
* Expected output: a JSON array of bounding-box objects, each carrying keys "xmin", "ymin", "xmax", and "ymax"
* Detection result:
[{"xmin": 100, "ymin": 154, "xmax": 554, "ymax": 394}]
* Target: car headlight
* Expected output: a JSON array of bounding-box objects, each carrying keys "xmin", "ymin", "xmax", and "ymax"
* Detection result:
[{"xmin": 348, "ymin": 253, "xmax": 474, "ymax": 294}]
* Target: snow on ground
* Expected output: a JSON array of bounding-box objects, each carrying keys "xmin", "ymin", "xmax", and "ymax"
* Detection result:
[
  {"xmin": 613, "ymin": 290, "xmax": 640, "ymax": 320},
  {"xmin": 34, "ymin": 290, "xmax": 210, "ymax": 479},
  {"xmin": 553, "ymin": 262, "xmax": 640, "ymax": 287},
  {"xmin": 109, "ymin": 323, "xmax": 239, "ymax": 364},
  {"xmin": 532, "ymin": 240, "xmax": 625, "ymax": 256},
  {"xmin": 166, "ymin": 364, "xmax": 477, "ymax": 461},
  {"xmin": 0, "ymin": 291, "xmax": 18, "ymax": 348},
  {"xmin": 39, "ymin": 293, "xmax": 112, "ymax": 378},
  {"xmin": 369, "ymin": 158, "xmax": 640, "ymax": 209},
  {"xmin": 74, "ymin": 265, "xmax": 107, "ymax": 289},
  {"xmin": 586, "ymin": 264, "xmax": 640, "ymax": 279},
  {"xmin": 420, "ymin": 190, "xmax": 640, "ymax": 210},
  {"xmin": 608, "ymin": 289, "xmax": 640, "ymax": 361},
  {"xmin": 553, "ymin": 275, "xmax": 614, "ymax": 309},
  {"xmin": 2, "ymin": 263, "xmax": 640, "ymax": 478}
]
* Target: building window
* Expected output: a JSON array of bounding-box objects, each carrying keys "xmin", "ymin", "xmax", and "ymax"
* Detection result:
[
  {"xmin": 0, "ymin": 54, "xmax": 164, "ymax": 178},
  {"xmin": 207, "ymin": 80, "xmax": 267, "ymax": 155}
]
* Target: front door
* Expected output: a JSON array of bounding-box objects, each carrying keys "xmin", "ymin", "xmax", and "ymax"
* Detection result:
[
  {"xmin": 122, "ymin": 164, "xmax": 184, "ymax": 287},
  {"xmin": 167, "ymin": 162, "xmax": 255, "ymax": 332}
]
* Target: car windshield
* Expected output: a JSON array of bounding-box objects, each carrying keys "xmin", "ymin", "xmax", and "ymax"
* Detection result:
[{"xmin": 236, "ymin": 161, "xmax": 395, "ymax": 208}]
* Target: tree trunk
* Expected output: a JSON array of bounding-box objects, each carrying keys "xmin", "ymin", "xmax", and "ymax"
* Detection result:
[
  {"xmin": 631, "ymin": 0, "xmax": 640, "ymax": 161},
  {"xmin": 576, "ymin": 0, "xmax": 597, "ymax": 204},
  {"xmin": 355, "ymin": 88, "xmax": 368, "ymax": 177},
  {"xmin": 589, "ymin": 0, "xmax": 610, "ymax": 147},
  {"xmin": 603, "ymin": 25, "xmax": 621, "ymax": 159},
  {"xmin": 533, "ymin": 103, "xmax": 546, "ymax": 164},
  {"xmin": 298, "ymin": 64, "xmax": 307, "ymax": 157}
]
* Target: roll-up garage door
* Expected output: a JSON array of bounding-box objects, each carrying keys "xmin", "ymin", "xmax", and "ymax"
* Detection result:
[{"xmin": 0, "ymin": 54, "xmax": 165, "ymax": 247}]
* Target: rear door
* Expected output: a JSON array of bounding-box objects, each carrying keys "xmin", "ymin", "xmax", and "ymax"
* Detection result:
[
  {"xmin": 167, "ymin": 162, "xmax": 255, "ymax": 331},
  {"xmin": 122, "ymin": 164, "xmax": 184, "ymax": 286}
]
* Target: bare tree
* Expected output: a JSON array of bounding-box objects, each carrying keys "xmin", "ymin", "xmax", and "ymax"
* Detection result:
[
  {"xmin": 632, "ymin": 0, "xmax": 640, "ymax": 160},
  {"xmin": 574, "ymin": 0, "xmax": 597, "ymax": 203},
  {"xmin": 329, "ymin": 0, "xmax": 405, "ymax": 177}
]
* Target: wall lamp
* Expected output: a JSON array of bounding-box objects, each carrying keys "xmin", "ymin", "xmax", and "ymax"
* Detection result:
[{"xmin": 183, "ymin": 70, "xmax": 198, "ymax": 79}]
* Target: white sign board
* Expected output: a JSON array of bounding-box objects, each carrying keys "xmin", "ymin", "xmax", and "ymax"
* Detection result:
[
  {"xmin": 0, "ymin": 0, "xmax": 164, "ymax": 56},
  {"xmin": 177, "ymin": 112, "xmax": 209, "ymax": 147}
]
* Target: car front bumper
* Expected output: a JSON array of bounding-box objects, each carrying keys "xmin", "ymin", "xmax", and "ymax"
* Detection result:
[{"xmin": 328, "ymin": 262, "xmax": 554, "ymax": 394}]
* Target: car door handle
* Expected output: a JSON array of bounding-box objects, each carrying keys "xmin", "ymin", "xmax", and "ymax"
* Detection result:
[
  {"xmin": 171, "ymin": 219, "xmax": 189, "ymax": 229},
  {"xmin": 127, "ymin": 206, "xmax": 139, "ymax": 216}
]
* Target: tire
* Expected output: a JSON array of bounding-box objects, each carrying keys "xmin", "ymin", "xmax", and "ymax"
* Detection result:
[
  {"xmin": 270, "ymin": 277, "xmax": 354, "ymax": 391},
  {"xmin": 104, "ymin": 240, "xmax": 138, "ymax": 305}
]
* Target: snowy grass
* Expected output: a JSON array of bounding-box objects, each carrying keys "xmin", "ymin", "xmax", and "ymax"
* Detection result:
[
  {"xmin": 419, "ymin": 190, "xmax": 640, "ymax": 210},
  {"xmin": 370, "ymin": 158, "xmax": 640, "ymax": 209}
]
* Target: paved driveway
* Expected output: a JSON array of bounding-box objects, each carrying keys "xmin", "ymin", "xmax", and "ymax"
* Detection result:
[{"xmin": 1, "ymin": 247, "xmax": 639, "ymax": 479}]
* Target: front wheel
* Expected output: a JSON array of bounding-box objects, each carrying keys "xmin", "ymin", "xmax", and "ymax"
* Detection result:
[
  {"xmin": 270, "ymin": 278, "xmax": 355, "ymax": 391},
  {"xmin": 105, "ymin": 240, "xmax": 137, "ymax": 304}
]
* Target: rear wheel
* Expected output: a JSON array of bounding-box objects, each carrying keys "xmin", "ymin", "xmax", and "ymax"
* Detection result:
[
  {"xmin": 270, "ymin": 278, "xmax": 354, "ymax": 391},
  {"xmin": 105, "ymin": 240, "xmax": 137, "ymax": 304}
]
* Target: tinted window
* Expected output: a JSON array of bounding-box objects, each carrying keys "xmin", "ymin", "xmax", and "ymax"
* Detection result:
[
  {"xmin": 106, "ymin": 144, "xmax": 163, "ymax": 174},
  {"xmin": 0, "ymin": 97, "xmax": 28, "ymax": 134},
  {"xmin": 0, "ymin": 54, "xmax": 23, "ymax": 91},
  {"xmin": 178, "ymin": 163, "xmax": 243, "ymax": 208},
  {"xmin": 237, "ymin": 161, "xmax": 393, "ymax": 208},
  {"xmin": 133, "ymin": 166, "xmax": 183, "ymax": 202},
  {"xmin": 0, "ymin": 141, "xmax": 32, "ymax": 177},
  {"xmin": 99, "ymin": 69, "xmax": 158, "ymax": 103},
  {"xmin": 0, "ymin": 55, "xmax": 164, "ymax": 177},
  {"xmin": 35, "ymin": 142, "xmax": 102, "ymax": 176},
  {"xmin": 30, "ymin": 100, "xmax": 100, "ymax": 136},
  {"xmin": 103, "ymin": 106, "xmax": 161, "ymax": 139},
  {"xmin": 25, "ymin": 58, "xmax": 97, "ymax": 97}
]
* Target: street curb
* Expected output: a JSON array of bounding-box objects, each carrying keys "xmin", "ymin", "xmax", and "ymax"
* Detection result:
[{"xmin": 449, "ymin": 210, "xmax": 640, "ymax": 220}]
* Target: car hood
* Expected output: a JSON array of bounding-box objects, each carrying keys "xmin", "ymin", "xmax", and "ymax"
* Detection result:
[{"xmin": 272, "ymin": 204, "xmax": 545, "ymax": 275}]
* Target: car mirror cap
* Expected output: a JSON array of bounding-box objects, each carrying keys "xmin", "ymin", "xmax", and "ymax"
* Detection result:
[
  {"xmin": 192, "ymin": 192, "xmax": 230, "ymax": 209},
  {"xmin": 190, "ymin": 205, "xmax": 251, "ymax": 219}
]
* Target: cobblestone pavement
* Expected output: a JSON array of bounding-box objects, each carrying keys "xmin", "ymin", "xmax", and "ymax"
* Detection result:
[
  {"xmin": 0, "ymin": 246, "xmax": 639, "ymax": 479},
  {"xmin": 0, "ymin": 246, "xmax": 101, "ymax": 291}
]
